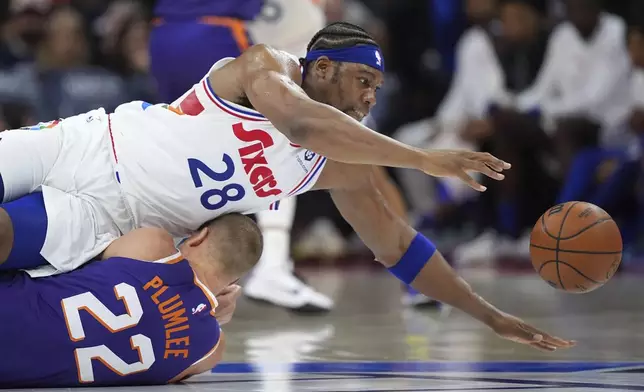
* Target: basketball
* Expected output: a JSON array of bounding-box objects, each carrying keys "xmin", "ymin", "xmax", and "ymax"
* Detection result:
[{"xmin": 530, "ymin": 201, "xmax": 622, "ymax": 293}]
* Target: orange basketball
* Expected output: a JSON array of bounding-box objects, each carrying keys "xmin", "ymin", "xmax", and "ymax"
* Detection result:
[{"xmin": 530, "ymin": 201, "xmax": 622, "ymax": 293}]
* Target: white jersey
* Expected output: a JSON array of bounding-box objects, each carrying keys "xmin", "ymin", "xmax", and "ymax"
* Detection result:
[
  {"xmin": 2, "ymin": 57, "xmax": 326, "ymax": 277},
  {"xmin": 109, "ymin": 58, "xmax": 327, "ymax": 241},
  {"xmin": 248, "ymin": 0, "xmax": 326, "ymax": 57}
]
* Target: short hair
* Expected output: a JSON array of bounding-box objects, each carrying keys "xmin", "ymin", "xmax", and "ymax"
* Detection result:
[
  {"xmin": 499, "ymin": 0, "xmax": 547, "ymax": 15},
  {"xmin": 201, "ymin": 214, "xmax": 263, "ymax": 278},
  {"xmin": 306, "ymin": 22, "xmax": 379, "ymax": 52}
]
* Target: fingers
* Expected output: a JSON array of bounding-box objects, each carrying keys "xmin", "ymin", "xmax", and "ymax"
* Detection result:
[
  {"xmin": 456, "ymin": 171, "xmax": 487, "ymax": 192},
  {"xmin": 216, "ymin": 285, "xmax": 242, "ymax": 309},
  {"xmin": 219, "ymin": 284, "xmax": 242, "ymax": 298},
  {"xmin": 218, "ymin": 284, "xmax": 235, "ymax": 296},
  {"xmin": 517, "ymin": 324, "xmax": 543, "ymax": 344},
  {"xmin": 472, "ymin": 161, "xmax": 505, "ymax": 181},
  {"xmin": 472, "ymin": 152, "xmax": 511, "ymax": 171},
  {"xmin": 522, "ymin": 323, "xmax": 575, "ymax": 347},
  {"xmin": 530, "ymin": 341, "xmax": 559, "ymax": 352},
  {"xmin": 530, "ymin": 337, "xmax": 575, "ymax": 352},
  {"xmin": 228, "ymin": 284, "xmax": 242, "ymax": 298},
  {"xmin": 215, "ymin": 286, "xmax": 241, "ymax": 326},
  {"xmin": 538, "ymin": 333, "xmax": 576, "ymax": 348},
  {"xmin": 521, "ymin": 324, "xmax": 576, "ymax": 350}
]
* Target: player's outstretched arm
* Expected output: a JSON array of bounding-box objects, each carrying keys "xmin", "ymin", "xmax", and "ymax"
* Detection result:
[
  {"xmin": 210, "ymin": 45, "xmax": 509, "ymax": 192},
  {"xmin": 313, "ymin": 161, "xmax": 576, "ymax": 351}
]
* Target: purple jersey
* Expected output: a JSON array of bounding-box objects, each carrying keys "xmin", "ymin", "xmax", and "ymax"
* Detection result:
[
  {"xmin": 154, "ymin": 0, "xmax": 263, "ymax": 21},
  {"xmin": 0, "ymin": 253, "xmax": 220, "ymax": 388}
]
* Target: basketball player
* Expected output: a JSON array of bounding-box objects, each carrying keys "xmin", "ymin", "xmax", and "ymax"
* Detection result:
[
  {"xmin": 0, "ymin": 213, "xmax": 262, "ymax": 388},
  {"xmin": 245, "ymin": 0, "xmax": 333, "ymax": 312},
  {"xmin": 150, "ymin": 0, "xmax": 332, "ymax": 312},
  {"xmin": 149, "ymin": 0, "xmax": 262, "ymax": 103},
  {"xmin": 0, "ymin": 23, "xmax": 573, "ymax": 350}
]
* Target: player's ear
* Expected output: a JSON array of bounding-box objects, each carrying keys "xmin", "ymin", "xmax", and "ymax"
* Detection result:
[
  {"xmin": 313, "ymin": 57, "xmax": 332, "ymax": 79},
  {"xmin": 186, "ymin": 227, "xmax": 209, "ymax": 247}
]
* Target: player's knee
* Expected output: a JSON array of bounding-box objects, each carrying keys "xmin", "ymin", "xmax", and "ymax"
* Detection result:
[{"xmin": 0, "ymin": 208, "xmax": 14, "ymax": 264}]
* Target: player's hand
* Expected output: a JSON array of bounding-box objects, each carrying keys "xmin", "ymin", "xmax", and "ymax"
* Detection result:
[
  {"xmin": 214, "ymin": 284, "xmax": 242, "ymax": 325},
  {"xmin": 421, "ymin": 150, "xmax": 511, "ymax": 192},
  {"xmin": 489, "ymin": 312, "xmax": 576, "ymax": 351}
]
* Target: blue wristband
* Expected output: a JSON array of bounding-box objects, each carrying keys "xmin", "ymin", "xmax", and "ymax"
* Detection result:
[{"xmin": 387, "ymin": 233, "xmax": 437, "ymax": 285}]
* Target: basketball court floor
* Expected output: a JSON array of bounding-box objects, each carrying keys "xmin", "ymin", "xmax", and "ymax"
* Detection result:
[{"xmin": 12, "ymin": 264, "xmax": 644, "ymax": 391}]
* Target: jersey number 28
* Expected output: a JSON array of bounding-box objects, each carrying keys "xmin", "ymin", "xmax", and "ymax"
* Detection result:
[
  {"xmin": 61, "ymin": 283, "xmax": 154, "ymax": 384},
  {"xmin": 188, "ymin": 155, "xmax": 245, "ymax": 210}
]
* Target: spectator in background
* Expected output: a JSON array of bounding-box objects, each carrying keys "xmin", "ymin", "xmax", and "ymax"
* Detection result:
[
  {"xmin": 99, "ymin": 1, "xmax": 157, "ymax": 103},
  {"xmin": 517, "ymin": 0, "xmax": 632, "ymax": 163},
  {"xmin": 628, "ymin": 19, "xmax": 644, "ymax": 137},
  {"xmin": 454, "ymin": 0, "xmax": 556, "ymax": 263},
  {"xmin": 0, "ymin": 0, "xmax": 51, "ymax": 68},
  {"xmin": 0, "ymin": 6, "xmax": 129, "ymax": 123},
  {"xmin": 626, "ymin": 16, "xmax": 644, "ymax": 251},
  {"xmin": 148, "ymin": 0, "xmax": 262, "ymax": 103},
  {"xmin": 392, "ymin": 0, "xmax": 503, "ymax": 305},
  {"xmin": 514, "ymin": 0, "xmax": 634, "ymax": 226},
  {"xmin": 33, "ymin": 6, "xmax": 128, "ymax": 120},
  {"xmin": 0, "ymin": 101, "xmax": 34, "ymax": 130},
  {"xmin": 392, "ymin": 0, "xmax": 502, "ymax": 237},
  {"xmin": 457, "ymin": 0, "xmax": 633, "ymax": 262}
]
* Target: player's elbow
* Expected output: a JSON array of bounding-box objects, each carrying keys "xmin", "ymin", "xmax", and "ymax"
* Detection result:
[
  {"xmin": 243, "ymin": 43, "xmax": 276, "ymax": 64},
  {"xmin": 141, "ymin": 228, "xmax": 177, "ymax": 258}
]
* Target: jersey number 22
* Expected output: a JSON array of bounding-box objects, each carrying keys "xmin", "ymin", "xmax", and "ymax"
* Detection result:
[{"xmin": 61, "ymin": 283, "xmax": 154, "ymax": 383}]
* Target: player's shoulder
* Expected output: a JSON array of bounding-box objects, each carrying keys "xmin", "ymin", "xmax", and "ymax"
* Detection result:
[
  {"xmin": 101, "ymin": 227, "xmax": 177, "ymax": 262},
  {"xmin": 549, "ymin": 21, "xmax": 576, "ymax": 43},
  {"xmin": 243, "ymin": 44, "xmax": 300, "ymax": 64},
  {"xmin": 597, "ymin": 13, "xmax": 626, "ymax": 43},
  {"xmin": 553, "ymin": 13, "xmax": 625, "ymax": 46},
  {"xmin": 239, "ymin": 44, "xmax": 302, "ymax": 77},
  {"xmin": 458, "ymin": 26, "xmax": 492, "ymax": 51}
]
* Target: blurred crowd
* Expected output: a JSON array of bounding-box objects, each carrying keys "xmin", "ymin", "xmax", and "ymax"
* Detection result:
[
  {"xmin": 381, "ymin": 0, "xmax": 644, "ymax": 267},
  {"xmin": 0, "ymin": 0, "xmax": 157, "ymax": 129},
  {"xmin": 1, "ymin": 0, "xmax": 643, "ymax": 264}
]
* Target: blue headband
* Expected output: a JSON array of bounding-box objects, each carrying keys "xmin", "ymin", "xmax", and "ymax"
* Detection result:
[{"xmin": 303, "ymin": 45, "xmax": 385, "ymax": 75}]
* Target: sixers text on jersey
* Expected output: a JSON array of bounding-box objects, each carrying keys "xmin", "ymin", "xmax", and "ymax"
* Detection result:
[{"xmin": 233, "ymin": 122, "xmax": 283, "ymax": 198}]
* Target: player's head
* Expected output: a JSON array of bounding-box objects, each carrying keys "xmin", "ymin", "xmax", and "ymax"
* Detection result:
[
  {"xmin": 466, "ymin": 0, "xmax": 498, "ymax": 25},
  {"xmin": 179, "ymin": 214, "xmax": 263, "ymax": 286},
  {"xmin": 564, "ymin": 0, "xmax": 602, "ymax": 38},
  {"xmin": 629, "ymin": 18, "xmax": 644, "ymax": 68},
  {"xmin": 300, "ymin": 22, "xmax": 384, "ymax": 122},
  {"xmin": 500, "ymin": 0, "xmax": 545, "ymax": 43}
]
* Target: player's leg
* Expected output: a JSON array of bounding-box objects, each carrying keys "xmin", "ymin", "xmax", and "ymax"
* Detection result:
[
  {"xmin": 0, "ymin": 192, "xmax": 49, "ymax": 270},
  {"xmin": 0, "ymin": 127, "xmax": 62, "ymax": 269},
  {"xmin": 245, "ymin": 197, "xmax": 334, "ymax": 312},
  {"xmin": 149, "ymin": 20, "xmax": 251, "ymax": 103},
  {"xmin": 0, "ymin": 127, "xmax": 61, "ymax": 203}
]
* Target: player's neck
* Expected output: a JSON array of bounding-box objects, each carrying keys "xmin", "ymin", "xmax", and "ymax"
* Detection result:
[{"xmin": 186, "ymin": 257, "xmax": 229, "ymax": 295}]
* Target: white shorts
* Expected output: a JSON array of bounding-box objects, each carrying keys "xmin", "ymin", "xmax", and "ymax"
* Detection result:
[{"xmin": 0, "ymin": 109, "xmax": 134, "ymax": 276}]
